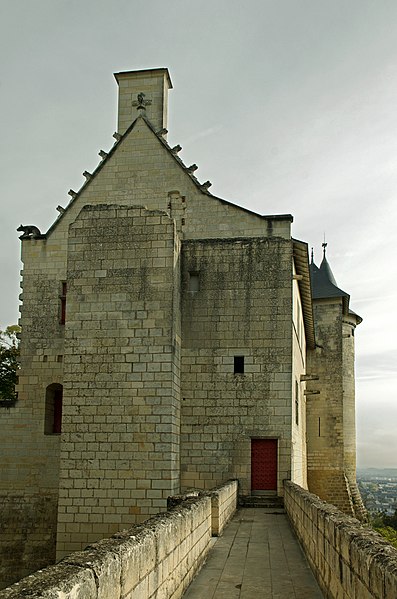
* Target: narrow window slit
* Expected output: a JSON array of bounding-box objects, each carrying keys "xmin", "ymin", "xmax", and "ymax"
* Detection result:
[{"xmin": 234, "ymin": 356, "xmax": 245, "ymax": 374}]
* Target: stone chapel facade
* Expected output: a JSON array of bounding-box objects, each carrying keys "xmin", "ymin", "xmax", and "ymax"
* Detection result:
[{"xmin": 0, "ymin": 68, "xmax": 365, "ymax": 587}]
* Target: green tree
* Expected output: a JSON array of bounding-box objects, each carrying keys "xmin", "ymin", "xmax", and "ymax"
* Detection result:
[
  {"xmin": 373, "ymin": 526, "xmax": 397, "ymax": 550},
  {"xmin": 383, "ymin": 509, "xmax": 397, "ymax": 531},
  {"xmin": 0, "ymin": 325, "xmax": 20, "ymax": 403},
  {"xmin": 370, "ymin": 509, "xmax": 397, "ymax": 550}
]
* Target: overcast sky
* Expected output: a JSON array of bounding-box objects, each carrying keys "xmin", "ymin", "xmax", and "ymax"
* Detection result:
[{"xmin": 0, "ymin": 0, "xmax": 396, "ymax": 468}]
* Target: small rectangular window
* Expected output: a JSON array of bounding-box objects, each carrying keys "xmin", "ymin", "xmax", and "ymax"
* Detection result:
[
  {"xmin": 234, "ymin": 356, "xmax": 245, "ymax": 374},
  {"xmin": 188, "ymin": 272, "xmax": 200, "ymax": 293},
  {"xmin": 44, "ymin": 384, "xmax": 63, "ymax": 435},
  {"xmin": 295, "ymin": 380, "xmax": 299, "ymax": 426},
  {"xmin": 59, "ymin": 282, "xmax": 67, "ymax": 325}
]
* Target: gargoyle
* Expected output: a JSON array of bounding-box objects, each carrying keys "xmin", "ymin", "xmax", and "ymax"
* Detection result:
[{"xmin": 17, "ymin": 225, "xmax": 44, "ymax": 240}]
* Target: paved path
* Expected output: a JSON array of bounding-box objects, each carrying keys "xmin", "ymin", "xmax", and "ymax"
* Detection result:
[{"xmin": 183, "ymin": 507, "xmax": 324, "ymax": 599}]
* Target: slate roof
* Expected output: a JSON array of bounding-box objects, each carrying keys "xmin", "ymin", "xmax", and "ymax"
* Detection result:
[
  {"xmin": 310, "ymin": 250, "xmax": 362, "ymax": 324},
  {"xmin": 310, "ymin": 254, "xmax": 348, "ymax": 300}
]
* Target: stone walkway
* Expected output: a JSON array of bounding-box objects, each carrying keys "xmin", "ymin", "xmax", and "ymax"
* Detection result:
[{"xmin": 183, "ymin": 507, "xmax": 324, "ymax": 599}]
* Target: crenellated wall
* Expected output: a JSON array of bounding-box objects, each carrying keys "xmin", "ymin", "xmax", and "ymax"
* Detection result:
[
  {"xmin": 0, "ymin": 481, "xmax": 237, "ymax": 598},
  {"xmin": 284, "ymin": 480, "xmax": 397, "ymax": 599}
]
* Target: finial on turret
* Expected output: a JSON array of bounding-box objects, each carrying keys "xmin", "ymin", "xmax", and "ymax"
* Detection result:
[
  {"xmin": 311, "ymin": 247, "xmax": 314, "ymax": 264},
  {"xmin": 322, "ymin": 240, "xmax": 327, "ymax": 258}
]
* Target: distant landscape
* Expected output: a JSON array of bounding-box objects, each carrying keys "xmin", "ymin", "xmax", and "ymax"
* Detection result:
[{"xmin": 357, "ymin": 467, "xmax": 397, "ymax": 515}]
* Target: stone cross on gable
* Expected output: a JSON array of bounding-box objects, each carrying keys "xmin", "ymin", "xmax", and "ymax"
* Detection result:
[{"xmin": 132, "ymin": 92, "xmax": 152, "ymax": 111}]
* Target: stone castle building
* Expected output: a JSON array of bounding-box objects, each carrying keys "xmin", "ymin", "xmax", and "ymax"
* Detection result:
[{"xmin": 0, "ymin": 68, "xmax": 365, "ymax": 587}]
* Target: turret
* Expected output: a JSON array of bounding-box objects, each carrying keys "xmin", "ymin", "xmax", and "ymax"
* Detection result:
[{"xmin": 306, "ymin": 244, "xmax": 366, "ymax": 520}]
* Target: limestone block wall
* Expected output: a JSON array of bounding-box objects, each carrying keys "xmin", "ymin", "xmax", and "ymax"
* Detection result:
[
  {"xmin": 1, "ymin": 495, "xmax": 213, "ymax": 599},
  {"xmin": 306, "ymin": 299, "xmax": 364, "ymax": 519},
  {"xmin": 291, "ymin": 268, "xmax": 307, "ymax": 488},
  {"xmin": 56, "ymin": 204, "xmax": 181, "ymax": 559},
  {"xmin": 45, "ymin": 116, "xmax": 284, "ymax": 251},
  {"xmin": 0, "ymin": 493, "xmax": 57, "ymax": 590},
  {"xmin": 180, "ymin": 237, "xmax": 294, "ymax": 495},
  {"xmin": 306, "ymin": 300, "xmax": 352, "ymax": 514},
  {"xmin": 284, "ymin": 481, "xmax": 397, "ymax": 599},
  {"xmin": 115, "ymin": 68, "xmax": 172, "ymax": 135},
  {"xmin": 210, "ymin": 479, "xmax": 238, "ymax": 536},
  {"xmin": 0, "ymin": 235, "xmax": 66, "ymax": 587},
  {"xmin": 342, "ymin": 315, "xmax": 367, "ymax": 520}
]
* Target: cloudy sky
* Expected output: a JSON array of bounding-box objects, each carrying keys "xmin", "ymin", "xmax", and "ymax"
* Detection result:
[{"xmin": 0, "ymin": 0, "xmax": 396, "ymax": 468}]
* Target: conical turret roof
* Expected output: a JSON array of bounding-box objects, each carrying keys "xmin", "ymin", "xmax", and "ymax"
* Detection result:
[{"xmin": 310, "ymin": 244, "xmax": 348, "ymax": 300}]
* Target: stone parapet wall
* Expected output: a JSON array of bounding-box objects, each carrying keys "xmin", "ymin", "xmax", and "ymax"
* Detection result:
[
  {"xmin": 284, "ymin": 481, "xmax": 397, "ymax": 599},
  {"xmin": 210, "ymin": 479, "xmax": 238, "ymax": 536},
  {"xmin": 0, "ymin": 495, "xmax": 213, "ymax": 599}
]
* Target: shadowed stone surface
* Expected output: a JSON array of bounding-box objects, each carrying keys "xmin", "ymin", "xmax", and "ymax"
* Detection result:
[{"xmin": 182, "ymin": 507, "xmax": 324, "ymax": 599}]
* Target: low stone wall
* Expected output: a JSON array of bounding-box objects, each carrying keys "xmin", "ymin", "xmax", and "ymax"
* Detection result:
[
  {"xmin": 0, "ymin": 493, "xmax": 58, "ymax": 590},
  {"xmin": 210, "ymin": 479, "xmax": 238, "ymax": 536},
  {"xmin": 0, "ymin": 495, "xmax": 212, "ymax": 599},
  {"xmin": 284, "ymin": 480, "xmax": 397, "ymax": 599}
]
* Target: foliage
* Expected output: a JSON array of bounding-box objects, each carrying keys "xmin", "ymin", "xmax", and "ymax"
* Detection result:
[
  {"xmin": 373, "ymin": 526, "xmax": 397, "ymax": 550},
  {"xmin": 0, "ymin": 325, "xmax": 20, "ymax": 403},
  {"xmin": 370, "ymin": 509, "xmax": 397, "ymax": 549},
  {"xmin": 371, "ymin": 509, "xmax": 397, "ymax": 530}
]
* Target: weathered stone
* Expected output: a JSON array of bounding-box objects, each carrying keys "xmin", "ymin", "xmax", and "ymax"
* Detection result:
[
  {"xmin": 284, "ymin": 481, "xmax": 397, "ymax": 599},
  {"xmin": 0, "ymin": 67, "xmax": 364, "ymax": 589}
]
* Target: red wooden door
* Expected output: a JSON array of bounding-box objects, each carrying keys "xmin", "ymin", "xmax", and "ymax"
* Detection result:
[{"xmin": 251, "ymin": 439, "xmax": 278, "ymax": 491}]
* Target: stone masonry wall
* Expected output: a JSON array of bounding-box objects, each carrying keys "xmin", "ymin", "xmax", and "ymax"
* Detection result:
[
  {"xmin": 0, "ymin": 69, "xmax": 292, "ymax": 585},
  {"xmin": 0, "ymin": 493, "xmax": 57, "ymax": 590},
  {"xmin": 291, "ymin": 268, "xmax": 307, "ymax": 488},
  {"xmin": 284, "ymin": 481, "xmax": 397, "ymax": 599},
  {"xmin": 180, "ymin": 237, "xmax": 294, "ymax": 495},
  {"xmin": 115, "ymin": 69, "xmax": 171, "ymax": 135},
  {"xmin": 306, "ymin": 300, "xmax": 353, "ymax": 514},
  {"xmin": 1, "ymin": 480, "xmax": 239, "ymax": 598},
  {"xmin": 45, "ymin": 117, "xmax": 287, "ymax": 251},
  {"xmin": 0, "ymin": 234, "xmax": 65, "ymax": 587},
  {"xmin": 56, "ymin": 204, "xmax": 181, "ymax": 559},
  {"xmin": 0, "ymin": 495, "xmax": 212, "ymax": 599},
  {"xmin": 210, "ymin": 479, "xmax": 238, "ymax": 536},
  {"xmin": 342, "ymin": 315, "xmax": 367, "ymax": 520}
]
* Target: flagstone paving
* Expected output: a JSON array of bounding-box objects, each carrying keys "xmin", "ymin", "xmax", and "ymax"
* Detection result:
[{"xmin": 182, "ymin": 507, "xmax": 324, "ymax": 599}]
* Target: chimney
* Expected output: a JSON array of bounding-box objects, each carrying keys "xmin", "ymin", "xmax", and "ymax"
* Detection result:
[{"xmin": 114, "ymin": 68, "xmax": 173, "ymax": 135}]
